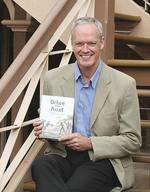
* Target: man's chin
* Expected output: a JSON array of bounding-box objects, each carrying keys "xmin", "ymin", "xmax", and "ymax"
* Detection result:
[{"xmin": 79, "ymin": 62, "xmax": 93, "ymax": 67}]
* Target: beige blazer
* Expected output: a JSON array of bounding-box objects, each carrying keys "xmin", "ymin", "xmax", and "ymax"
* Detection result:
[{"xmin": 43, "ymin": 62, "xmax": 141, "ymax": 191}]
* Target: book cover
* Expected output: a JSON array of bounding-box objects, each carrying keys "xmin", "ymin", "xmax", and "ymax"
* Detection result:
[{"xmin": 39, "ymin": 95, "xmax": 74, "ymax": 140}]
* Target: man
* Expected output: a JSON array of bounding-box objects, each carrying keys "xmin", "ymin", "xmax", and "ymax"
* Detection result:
[{"xmin": 32, "ymin": 17, "xmax": 141, "ymax": 192}]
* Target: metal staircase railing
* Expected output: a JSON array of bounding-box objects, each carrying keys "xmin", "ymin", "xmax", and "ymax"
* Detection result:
[{"xmin": 0, "ymin": 1, "xmax": 95, "ymax": 191}]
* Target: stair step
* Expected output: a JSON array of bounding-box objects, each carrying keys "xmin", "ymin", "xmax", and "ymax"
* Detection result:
[
  {"xmin": 108, "ymin": 59, "xmax": 150, "ymax": 86},
  {"xmin": 133, "ymin": 152, "xmax": 150, "ymax": 163},
  {"xmin": 115, "ymin": 33, "xmax": 150, "ymax": 46},
  {"xmin": 107, "ymin": 59, "xmax": 150, "ymax": 67},
  {"xmin": 138, "ymin": 89, "xmax": 150, "ymax": 97},
  {"xmin": 115, "ymin": 13, "xmax": 141, "ymax": 23},
  {"xmin": 141, "ymin": 120, "xmax": 150, "ymax": 129},
  {"xmin": 115, "ymin": 13, "xmax": 141, "ymax": 31},
  {"xmin": 23, "ymin": 181, "xmax": 35, "ymax": 191}
]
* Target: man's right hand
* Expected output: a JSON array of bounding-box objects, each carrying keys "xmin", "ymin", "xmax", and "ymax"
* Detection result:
[{"xmin": 33, "ymin": 120, "xmax": 43, "ymax": 137}]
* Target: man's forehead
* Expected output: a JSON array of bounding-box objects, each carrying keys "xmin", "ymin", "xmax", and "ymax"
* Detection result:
[
  {"xmin": 72, "ymin": 24, "xmax": 98, "ymax": 35},
  {"xmin": 73, "ymin": 23, "xmax": 97, "ymax": 30},
  {"xmin": 72, "ymin": 24, "xmax": 99, "ymax": 38}
]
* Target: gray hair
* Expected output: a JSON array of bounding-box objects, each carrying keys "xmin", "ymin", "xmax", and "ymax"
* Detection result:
[{"xmin": 71, "ymin": 16, "xmax": 104, "ymax": 38}]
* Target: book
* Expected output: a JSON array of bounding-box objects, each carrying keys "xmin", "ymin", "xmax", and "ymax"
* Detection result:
[{"xmin": 39, "ymin": 95, "xmax": 74, "ymax": 140}]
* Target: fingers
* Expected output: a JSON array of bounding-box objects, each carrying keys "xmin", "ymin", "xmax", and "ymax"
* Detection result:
[
  {"xmin": 59, "ymin": 133, "xmax": 79, "ymax": 142},
  {"xmin": 65, "ymin": 141, "xmax": 80, "ymax": 151},
  {"xmin": 33, "ymin": 120, "xmax": 43, "ymax": 127},
  {"xmin": 33, "ymin": 120, "xmax": 43, "ymax": 137},
  {"xmin": 59, "ymin": 137, "xmax": 77, "ymax": 146},
  {"xmin": 59, "ymin": 133, "xmax": 83, "ymax": 150},
  {"xmin": 59, "ymin": 133, "xmax": 92, "ymax": 151},
  {"xmin": 59, "ymin": 133, "xmax": 77, "ymax": 145}
]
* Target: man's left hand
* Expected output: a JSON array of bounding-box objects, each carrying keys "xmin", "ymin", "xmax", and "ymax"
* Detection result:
[{"xmin": 59, "ymin": 133, "xmax": 92, "ymax": 151}]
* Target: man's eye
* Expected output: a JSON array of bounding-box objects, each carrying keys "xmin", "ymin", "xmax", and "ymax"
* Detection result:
[
  {"xmin": 87, "ymin": 42, "xmax": 97, "ymax": 47},
  {"xmin": 75, "ymin": 43, "xmax": 84, "ymax": 47},
  {"xmin": 74, "ymin": 42, "xmax": 97, "ymax": 47}
]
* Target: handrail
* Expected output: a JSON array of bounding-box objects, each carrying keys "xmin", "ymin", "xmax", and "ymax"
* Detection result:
[
  {"xmin": 0, "ymin": 0, "xmax": 73, "ymax": 110},
  {"xmin": 0, "ymin": 119, "xmax": 149, "ymax": 133},
  {"xmin": 0, "ymin": 118, "xmax": 39, "ymax": 133}
]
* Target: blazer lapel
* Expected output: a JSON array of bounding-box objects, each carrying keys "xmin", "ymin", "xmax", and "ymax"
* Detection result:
[
  {"xmin": 90, "ymin": 64, "xmax": 111, "ymax": 128},
  {"xmin": 60, "ymin": 65, "xmax": 75, "ymax": 98}
]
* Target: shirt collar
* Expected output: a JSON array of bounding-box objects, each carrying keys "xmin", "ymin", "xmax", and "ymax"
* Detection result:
[{"xmin": 74, "ymin": 61, "xmax": 103, "ymax": 88}]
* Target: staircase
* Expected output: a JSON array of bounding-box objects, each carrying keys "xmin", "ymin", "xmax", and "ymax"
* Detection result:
[
  {"xmin": 23, "ymin": 8, "xmax": 150, "ymax": 192},
  {"xmin": 0, "ymin": 1, "xmax": 150, "ymax": 192},
  {"xmin": 108, "ymin": 6, "xmax": 150, "ymax": 191}
]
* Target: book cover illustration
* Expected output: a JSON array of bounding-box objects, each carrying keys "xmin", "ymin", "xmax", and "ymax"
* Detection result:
[{"xmin": 39, "ymin": 95, "xmax": 74, "ymax": 140}]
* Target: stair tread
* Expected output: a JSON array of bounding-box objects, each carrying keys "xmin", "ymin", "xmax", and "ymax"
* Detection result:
[
  {"xmin": 115, "ymin": 33, "xmax": 150, "ymax": 45},
  {"xmin": 108, "ymin": 59, "xmax": 150, "ymax": 67},
  {"xmin": 115, "ymin": 13, "xmax": 141, "ymax": 22},
  {"xmin": 141, "ymin": 120, "xmax": 150, "ymax": 128},
  {"xmin": 138, "ymin": 89, "xmax": 150, "ymax": 97},
  {"xmin": 133, "ymin": 151, "xmax": 150, "ymax": 163},
  {"xmin": 23, "ymin": 181, "xmax": 35, "ymax": 191}
]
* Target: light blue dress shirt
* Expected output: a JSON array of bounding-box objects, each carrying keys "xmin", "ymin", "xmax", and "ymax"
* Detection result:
[{"xmin": 73, "ymin": 61, "xmax": 103, "ymax": 137}]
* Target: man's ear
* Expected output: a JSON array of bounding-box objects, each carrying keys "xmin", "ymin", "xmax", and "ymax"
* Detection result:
[
  {"xmin": 100, "ymin": 41, "xmax": 104, "ymax": 50},
  {"xmin": 100, "ymin": 36, "xmax": 104, "ymax": 50}
]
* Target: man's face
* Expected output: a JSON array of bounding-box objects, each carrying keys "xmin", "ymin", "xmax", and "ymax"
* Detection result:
[{"xmin": 71, "ymin": 23, "xmax": 104, "ymax": 70}]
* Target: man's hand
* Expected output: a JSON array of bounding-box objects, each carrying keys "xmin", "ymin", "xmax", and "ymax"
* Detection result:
[
  {"xmin": 33, "ymin": 120, "xmax": 43, "ymax": 137},
  {"xmin": 59, "ymin": 133, "xmax": 92, "ymax": 151}
]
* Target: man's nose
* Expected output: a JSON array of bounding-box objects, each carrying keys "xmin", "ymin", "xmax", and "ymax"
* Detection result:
[{"xmin": 81, "ymin": 43, "xmax": 89, "ymax": 51}]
